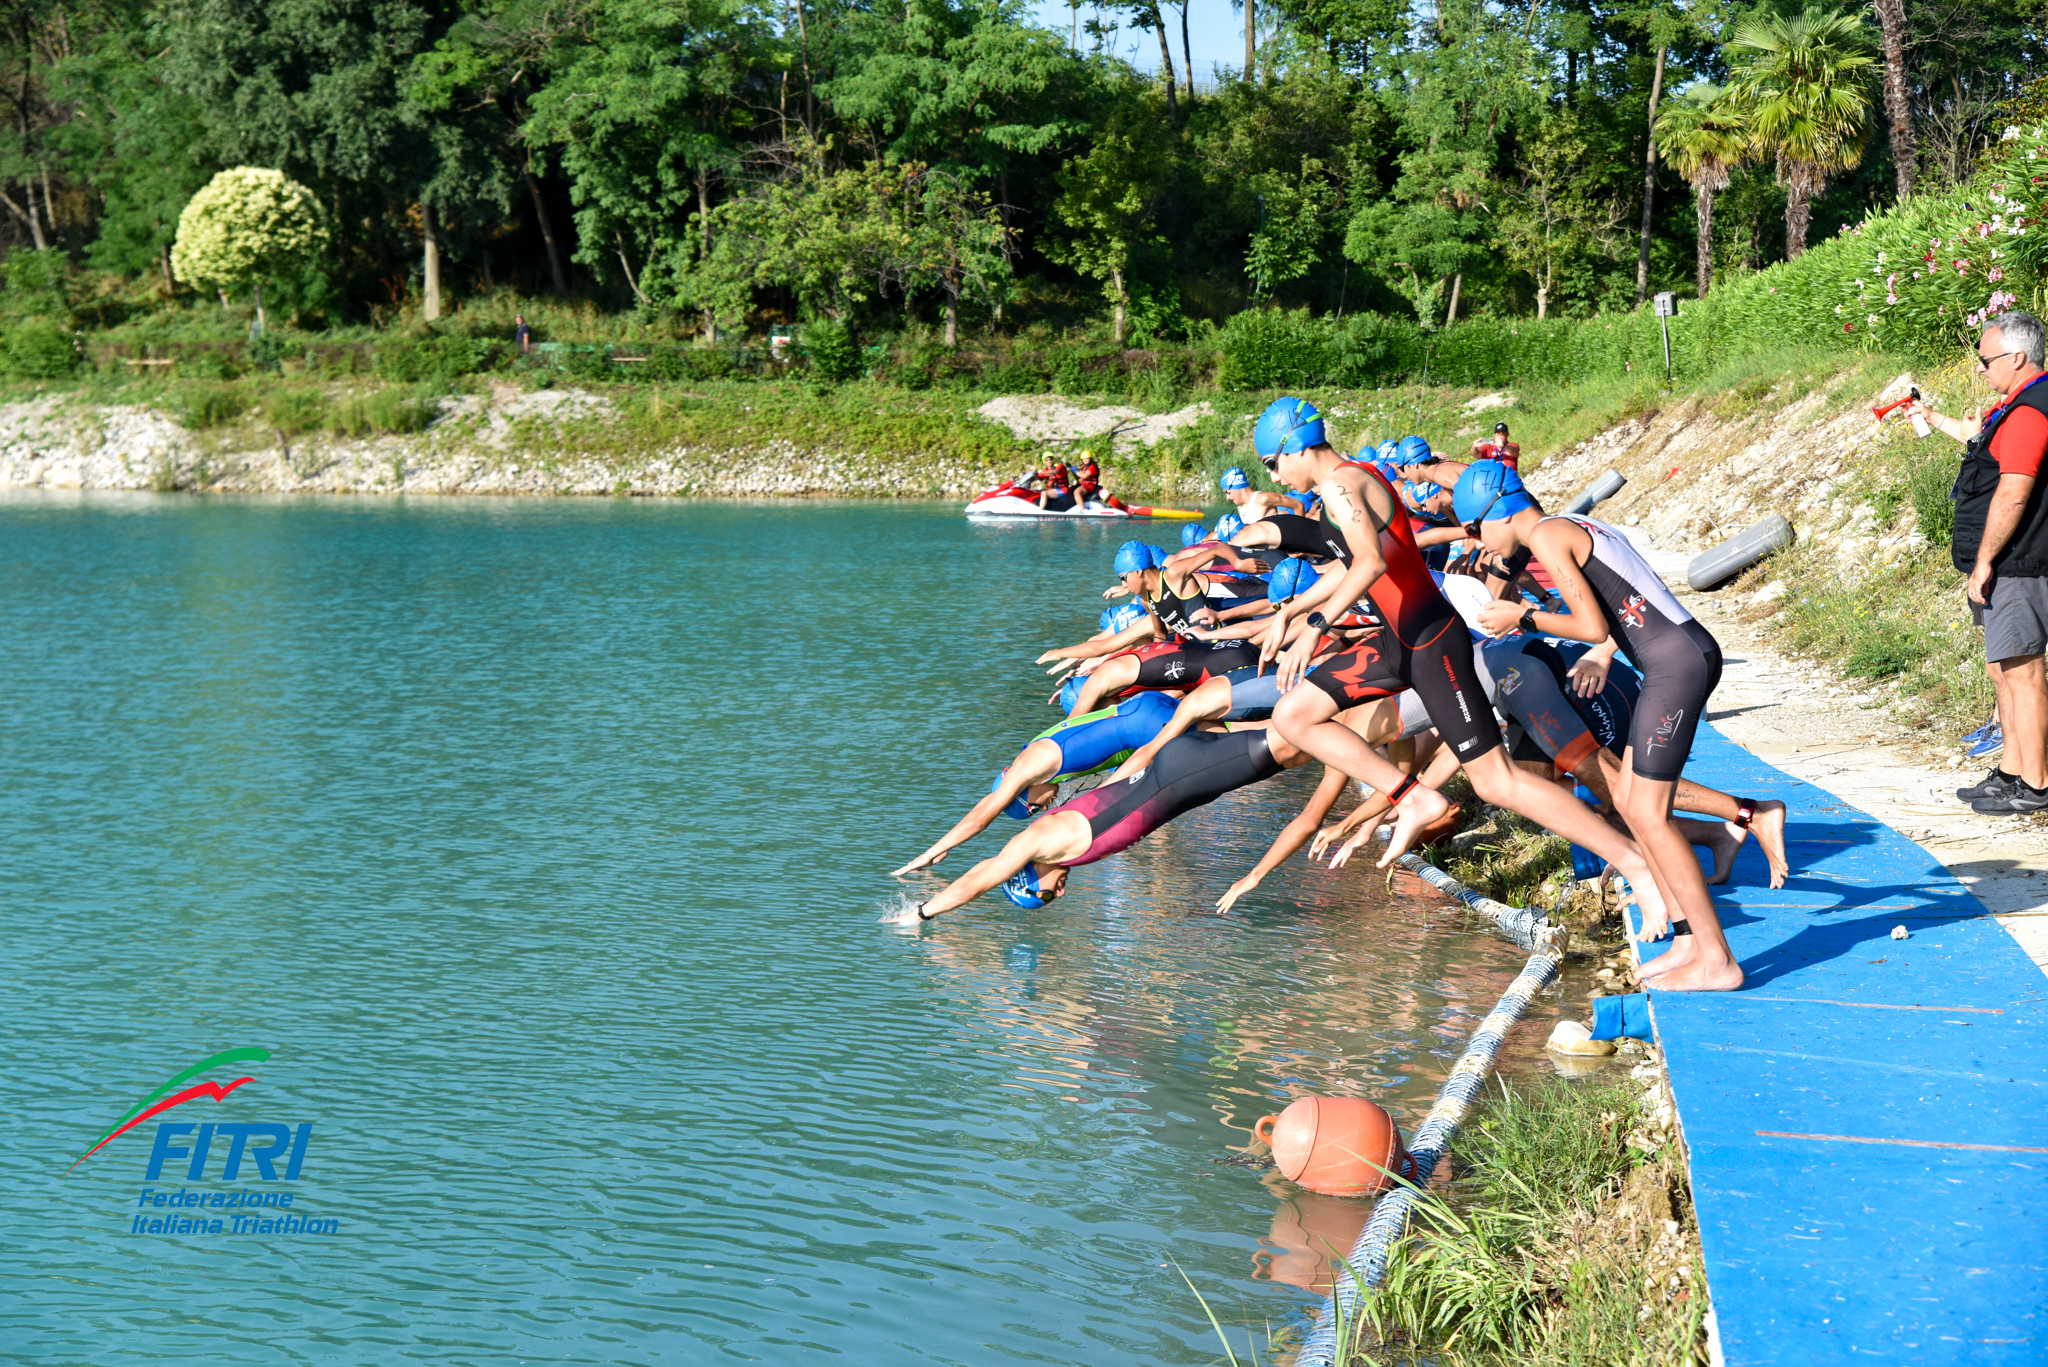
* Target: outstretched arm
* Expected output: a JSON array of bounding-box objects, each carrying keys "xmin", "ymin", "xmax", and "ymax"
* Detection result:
[
  {"xmin": 892, "ymin": 742, "xmax": 1054, "ymax": 876},
  {"xmin": 1038, "ymin": 615, "xmax": 1158, "ymax": 666},
  {"xmin": 1216, "ymin": 764, "xmax": 1351, "ymax": 912},
  {"xmin": 913, "ymin": 814, "xmax": 1088, "ymax": 920}
]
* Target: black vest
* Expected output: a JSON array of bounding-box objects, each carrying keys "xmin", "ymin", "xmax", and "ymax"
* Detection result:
[{"xmin": 1951, "ymin": 377, "xmax": 2048, "ymax": 577}]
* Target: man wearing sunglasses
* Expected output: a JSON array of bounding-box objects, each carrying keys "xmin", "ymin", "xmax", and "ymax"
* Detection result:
[
  {"xmin": 1248, "ymin": 397, "xmax": 1676, "ymax": 932},
  {"xmin": 1908, "ymin": 312, "xmax": 2048, "ymax": 813}
]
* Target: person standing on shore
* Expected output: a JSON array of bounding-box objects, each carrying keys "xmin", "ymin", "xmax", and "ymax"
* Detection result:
[
  {"xmin": 1472, "ymin": 421, "xmax": 1521, "ymax": 471},
  {"xmin": 514, "ymin": 313, "xmax": 532, "ymax": 355},
  {"xmin": 1908, "ymin": 312, "xmax": 2048, "ymax": 814}
]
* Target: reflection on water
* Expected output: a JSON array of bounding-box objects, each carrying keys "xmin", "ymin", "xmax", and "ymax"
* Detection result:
[{"xmin": 0, "ymin": 492, "xmax": 1605, "ymax": 1365}]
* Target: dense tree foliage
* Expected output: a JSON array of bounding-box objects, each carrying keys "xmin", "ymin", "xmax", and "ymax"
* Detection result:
[{"xmin": 0, "ymin": 0, "xmax": 2037, "ymax": 335}]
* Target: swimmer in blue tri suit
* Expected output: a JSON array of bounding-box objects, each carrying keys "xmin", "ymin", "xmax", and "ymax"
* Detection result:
[{"xmin": 892, "ymin": 691, "xmax": 1180, "ymax": 875}]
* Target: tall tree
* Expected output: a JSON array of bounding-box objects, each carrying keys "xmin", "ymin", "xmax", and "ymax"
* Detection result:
[
  {"xmin": 1870, "ymin": 0, "xmax": 1914, "ymax": 199},
  {"xmin": 1727, "ymin": 7, "xmax": 1875, "ymax": 258},
  {"xmin": 1634, "ymin": 41, "xmax": 1666, "ymax": 306},
  {"xmin": 1654, "ymin": 81, "xmax": 1746, "ymax": 298}
]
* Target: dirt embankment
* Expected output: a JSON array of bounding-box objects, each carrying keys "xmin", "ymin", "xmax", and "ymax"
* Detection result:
[
  {"xmin": 0, "ymin": 389, "xmax": 1220, "ymax": 501},
  {"xmin": 1520, "ymin": 370, "xmax": 1926, "ymax": 570}
]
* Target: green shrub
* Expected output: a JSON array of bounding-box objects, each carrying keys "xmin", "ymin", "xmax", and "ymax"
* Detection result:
[
  {"xmin": 564, "ymin": 346, "xmax": 611, "ymax": 381},
  {"xmin": 1, "ymin": 249, "xmax": 70, "ymax": 321},
  {"xmin": 261, "ymin": 388, "xmax": 328, "ymax": 436},
  {"xmin": 1217, "ymin": 307, "xmax": 1336, "ymax": 390},
  {"xmin": 378, "ymin": 336, "xmax": 490, "ymax": 384},
  {"xmin": 176, "ymin": 347, "xmax": 241, "ymax": 381},
  {"xmin": 327, "ymin": 387, "xmax": 437, "ymax": 437},
  {"xmin": 805, "ymin": 321, "xmax": 862, "ymax": 383},
  {"xmin": 1844, "ymin": 626, "xmax": 1930, "ymax": 678},
  {"xmin": 171, "ymin": 383, "xmax": 247, "ymax": 428},
  {"xmin": 3, "ymin": 319, "xmax": 78, "ymax": 378},
  {"xmin": 1911, "ymin": 451, "xmax": 1959, "ymax": 545}
]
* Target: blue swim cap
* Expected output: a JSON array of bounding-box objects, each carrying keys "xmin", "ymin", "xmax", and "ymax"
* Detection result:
[
  {"xmin": 993, "ymin": 770, "xmax": 1033, "ymax": 820},
  {"xmin": 1215, "ymin": 511, "xmax": 1245, "ymax": 540},
  {"xmin": 1253, "ymin": 397, "xmax": 1326, "ymax": 460},
  {"xmin": 1150, "ymin": 544, "xmax": 1171, "ymax": 568},
  {"xmin": 1369, "ymin": 459, "xmax": 1402, "ymax": 487},
  {"xmin": 1181, "ymin": 523, "xmax": 1207, "ymax": 547},
  {"xmin": 1112, "ymin": 540, "xmax": 1154, "ymax": 575},
  {"xmin": 1376, "ymin": 439, "xmax": 1399, "ymax": 462},
  {"xmin": 1002, "ymin": 862, "xmax": 1048, "ymax": 908},
  {"xmin": 1395, "ymin": 435, "xmax": 1432, "ymax": 467},
  {"xmin": 1268, "ymin": 556, "xmax": 1319, "ymax": 602},
  {"xmin": 1451, "ymin": 459, "xmax": 1538, "ymax": 525},
  {"xmin": 1220, "ymin": 467, "xmax": 1250, "ymax": 491},
  {"xmin": 1058, "ymin": 675, "xmax": 1086, "ymax": 714}
]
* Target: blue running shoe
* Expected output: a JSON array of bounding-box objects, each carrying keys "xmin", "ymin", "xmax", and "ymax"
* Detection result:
[
  {"xmin": 1969, "ymin": 724, "xmax": 2005, "ymax": 758},
  {"xmin": 1962, "ymin": 716, "xmax": 1999, "ymax": 745}
]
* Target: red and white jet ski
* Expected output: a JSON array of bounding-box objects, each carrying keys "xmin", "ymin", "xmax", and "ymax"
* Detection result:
[{"xmin": 965, "ymin": 480, "xmax": 1202, "ymax": 522}]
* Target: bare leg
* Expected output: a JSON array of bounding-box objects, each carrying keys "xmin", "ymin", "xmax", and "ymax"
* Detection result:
[
  {"xmin": 1272, "ymin": 685, "xmax": 1452, "ymax": 860},
  {"xmin": 1461, "ymin": 748, "xmax": 1668, "ymax": 930},
  {"xmin": 1994, "ymin": 653, "xmax": 2048, "ymax": 789},
  {"xmin": 1071, "ymin": 654, "xmax": 1141, "ymax": 716},
  {"xmin": 1617, "ymin": 757, "xmax": 1743, "ymax": 991}
]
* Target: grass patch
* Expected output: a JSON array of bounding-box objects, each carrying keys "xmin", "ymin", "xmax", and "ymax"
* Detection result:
[
  {"xmin": 1413, "ymin": 775, "xmax": 1575, "ymax": 909},
  {"xmin": 1356, "ymin": 1077, "xmax": 1706, "ymax": 1367},
  {"xmin": 1188, "ymin": 1076, "xmax": 1706, "ymax": 1367}
]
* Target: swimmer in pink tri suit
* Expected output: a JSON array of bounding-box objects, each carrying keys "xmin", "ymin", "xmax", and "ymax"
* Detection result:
[
  {"xmin": 1460, "ymin": 458, "xmax": 1749, "ymax": 993},
  {"xmin": 909, "ymin": 720, "xmax": 1326, "ymax": 919},
  {"xmin": 1245, "ymin": 397, "xmax": 1673, "ymax": 928}
]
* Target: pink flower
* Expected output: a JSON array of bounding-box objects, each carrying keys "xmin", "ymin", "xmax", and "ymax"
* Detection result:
[
  {"xmin": 1844, "ymin": 322, "xmax": 1854, "ymax": 332},
  {"xmin": 1955, "ymin": 259, "xmax": 1970, "ymax": 273},
  {"xmin": 1886, "ymin": 293, "xmax": 1899, "ymax": 304},
  {"xmin": 1990, "ymin": 267, "xmax": 2005, "ymax": 281}
]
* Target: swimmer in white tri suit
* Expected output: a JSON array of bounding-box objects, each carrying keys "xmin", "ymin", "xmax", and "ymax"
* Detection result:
[{"xmin": 1460, "ymin": 459, "xmax": 1745, "ymax": 993}]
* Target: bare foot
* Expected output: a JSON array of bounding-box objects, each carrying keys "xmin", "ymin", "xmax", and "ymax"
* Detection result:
[
  {"xmin": 1643, "ymin": 953, "xmax": 1744, "ymax": 992},
  {"xmin": 1751, "ymin": 800, "xmax": 1790, "ymax": 890},
  {"xmin": 1705, "ymin": 823, "xmax": 1744, "ymax": 885},
  {"xmin": 1635, "ymin": 935, "xmax": 1693, "ymax": 978},
  {"xmin": 1621, "ymin": 872, "xmax": 1672, "ymax": 942},
  {"xmin": 1375, "ymin": 786, "xmax": 1453, "ymax": 869}
]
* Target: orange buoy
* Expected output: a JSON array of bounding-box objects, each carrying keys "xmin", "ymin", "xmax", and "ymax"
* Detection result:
[{"xmin": 1253, "ymin": 1096, "xmax": 1413, "ymax": 1197}]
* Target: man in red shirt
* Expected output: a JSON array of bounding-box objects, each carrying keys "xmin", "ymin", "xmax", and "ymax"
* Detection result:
[
  {"xmin": 1471, "ymin": 420, "xmax": 1521, "ymax": 470},
  {"xmin": 1910, "ymin": 312, "xmax": 2048, "ymax": 812}
]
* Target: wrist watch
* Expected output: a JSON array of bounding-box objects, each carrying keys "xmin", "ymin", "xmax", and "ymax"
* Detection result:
[
  {"xmin": 1305, "ymin": 611, "xmax": 1328, "ymax": 631},
  {"xmin": 1518, "ymin": 608, "xmax": 1539, "ymax": 635}
]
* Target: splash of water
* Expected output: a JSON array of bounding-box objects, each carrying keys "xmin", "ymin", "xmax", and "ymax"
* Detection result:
[{"xmin": 876, "ymin": 893, "xmax": 926, "ymax": 928}]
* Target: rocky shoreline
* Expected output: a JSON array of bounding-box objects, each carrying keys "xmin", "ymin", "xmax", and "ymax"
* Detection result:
[{"xmin": 0, "ymin": 387, "xmax": 1221, "ymax": 503}]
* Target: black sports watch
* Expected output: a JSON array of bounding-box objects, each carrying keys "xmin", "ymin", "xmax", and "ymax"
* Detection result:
[
  {"xmin": 1518, "ymin": 608, "xmax": 1540, "ymax": 635},
  {"xmin": 1305, "ymin": 611, "xmax": 1329, "ymax": 630}
]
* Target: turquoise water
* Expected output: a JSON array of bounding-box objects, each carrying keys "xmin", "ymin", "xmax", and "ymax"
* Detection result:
[{"xmin": 2, "ymin": 493, "xmax": 1558, "ymax": 1363}]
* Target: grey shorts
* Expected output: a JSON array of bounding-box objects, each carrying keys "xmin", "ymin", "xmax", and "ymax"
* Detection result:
[{"xmin": 1973, "ymin": 576, "xmax": 2048, "ymax": 660}]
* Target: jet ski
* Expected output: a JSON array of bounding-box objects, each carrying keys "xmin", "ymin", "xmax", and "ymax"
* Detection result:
[{"xmin": 965, "ymin": 481, "xmax": 1202, "ymax": 522}]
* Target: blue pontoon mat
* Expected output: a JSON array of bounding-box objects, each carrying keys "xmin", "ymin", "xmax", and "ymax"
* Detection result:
[{"xmin": 1629, "ymin": 723, "xmax": 2048, "ymax": 1365}]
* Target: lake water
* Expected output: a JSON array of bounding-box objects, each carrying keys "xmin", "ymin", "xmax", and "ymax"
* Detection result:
[{"xmin": 1, "ymin": 493, "xmax": 1572, "ymax": 1363}]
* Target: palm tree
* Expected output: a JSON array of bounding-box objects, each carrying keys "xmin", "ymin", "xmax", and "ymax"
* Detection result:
[
  {"xmin": 1727, "ymin": 8, "xmax": 1877, "ymax": 258},
  {"xmin": 1655, "ymin": 83, "xmax": 1749, "ymax": 299}
]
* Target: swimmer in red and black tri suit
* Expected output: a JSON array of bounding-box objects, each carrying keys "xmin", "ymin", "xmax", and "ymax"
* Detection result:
[
  {"xmin": 1245, "ymin": 397, "xmax": 1673, "ymax": 930},
  {"xmin": 1460, "ymin": 459, "xmax": 1744, "ymax": 992}
]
